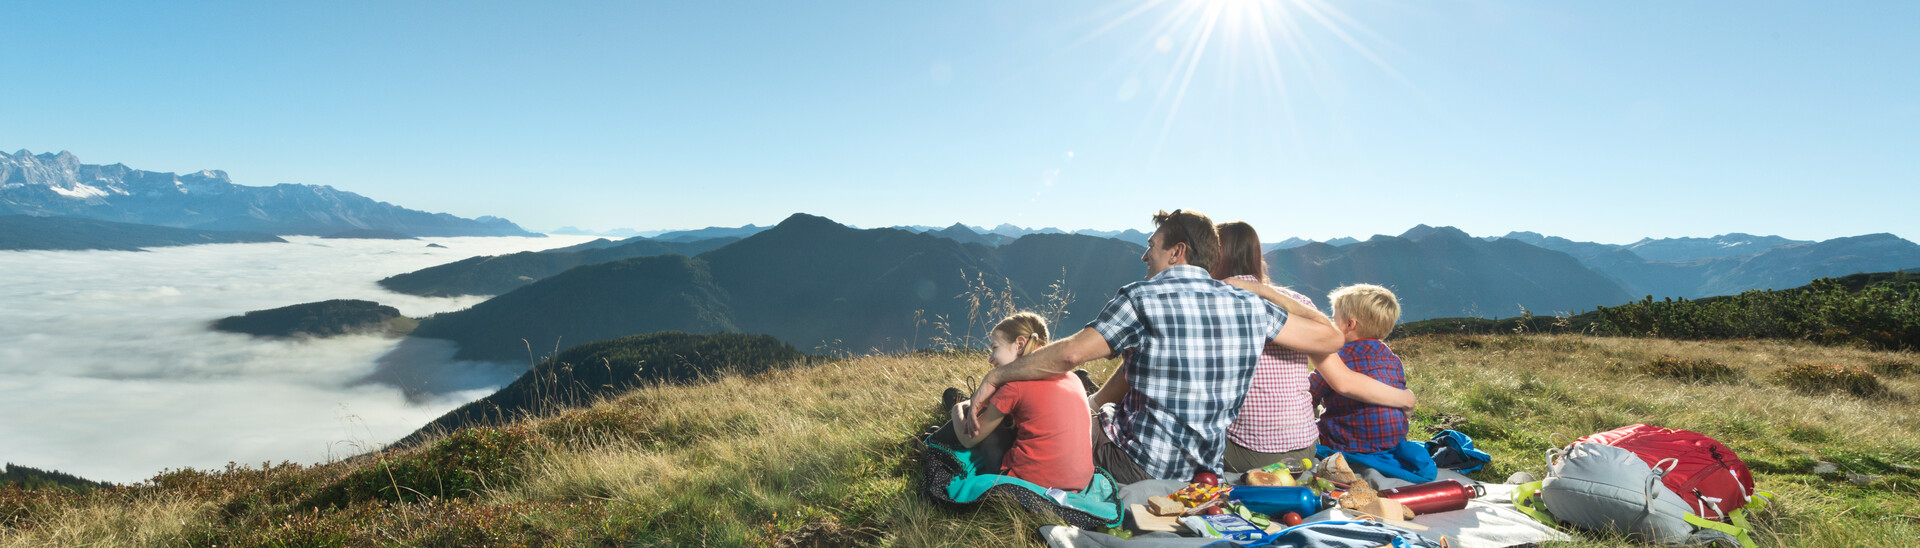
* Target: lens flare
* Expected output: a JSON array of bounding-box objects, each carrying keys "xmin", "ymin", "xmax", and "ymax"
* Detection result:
[{"xmin": 1071, "ymin": 0, "xmax": 1415, "ymax": 163}]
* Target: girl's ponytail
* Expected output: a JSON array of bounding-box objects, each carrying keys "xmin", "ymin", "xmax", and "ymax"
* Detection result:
[{"xmin": 992, "ymin": 312, "xmax": 1050, "ymax": 354}]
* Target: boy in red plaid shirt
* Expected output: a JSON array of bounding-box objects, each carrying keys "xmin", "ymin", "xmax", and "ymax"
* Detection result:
[{"xmin": 1310, "ymin": 284, "xmax": 1411, "ymax": 454}]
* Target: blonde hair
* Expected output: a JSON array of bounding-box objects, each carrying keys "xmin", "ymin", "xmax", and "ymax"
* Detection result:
[
  {"xmin": 1329, "ymin": 284, "xmax": 1400, "ymax": 340},
  {"xmin": 992, "ymin": 312, "xmax": 1050, "ymax": 354}
]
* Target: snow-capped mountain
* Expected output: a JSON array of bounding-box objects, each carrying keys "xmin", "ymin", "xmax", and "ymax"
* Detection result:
[{"xmin": 1, "ymin": 150, "xmax": 536, "ymax": 237}]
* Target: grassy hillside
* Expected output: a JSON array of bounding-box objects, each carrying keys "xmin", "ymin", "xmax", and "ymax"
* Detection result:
[
  {"xmin": 5, "ymin": 335, "xmax": 1916, "ymax": 546},
  {"xmin": 395, "ymin": 332, "xmax": 816, "ymax": 448}
]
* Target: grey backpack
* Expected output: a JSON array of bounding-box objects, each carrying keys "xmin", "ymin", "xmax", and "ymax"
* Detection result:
[{"xmin": 1513, "ymin": 441, "xmax": 1770, "ymax": 548}]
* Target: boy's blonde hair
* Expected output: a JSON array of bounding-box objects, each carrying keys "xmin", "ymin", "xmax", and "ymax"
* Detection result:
[
  {"xmin": 992, "ymin": 312, "xmax": 1050, "ymax": 354},
  {"xmin": 1329, "ymin": 284, "xmax": 1400, "ymax": 340}
]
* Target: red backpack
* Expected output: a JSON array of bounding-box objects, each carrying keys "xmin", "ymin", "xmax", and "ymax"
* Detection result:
[{"xmin": 1576, "ymin": 424, "xmax": 1756, "ymax": 521}]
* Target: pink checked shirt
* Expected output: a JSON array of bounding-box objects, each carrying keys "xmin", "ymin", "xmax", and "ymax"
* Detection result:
[{"xmin": 1225, "ymin": 276, "xmax": 1321, "ymax": 454}]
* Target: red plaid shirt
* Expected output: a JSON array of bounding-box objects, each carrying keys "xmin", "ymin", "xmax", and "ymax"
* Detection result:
[
  {"xmin": 1224, "ymin": 277, "xmax": 1320, "ymax": 453},
  {"xmin": 1310, "ymin": 339, "xmax": 1408, "ymax": 453}
]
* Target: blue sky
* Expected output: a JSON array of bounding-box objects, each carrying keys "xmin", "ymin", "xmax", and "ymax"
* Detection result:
[{"xmin": 3, "ymin": 1, "xmax": 1914, "ymax": 243}]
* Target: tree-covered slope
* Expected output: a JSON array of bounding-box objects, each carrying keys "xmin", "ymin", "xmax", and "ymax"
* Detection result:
[
  {"xmin": 0, "ymin": 215, "xmax": 286, "ymax": 251},
  {"xmin": 395, "ymin": 331, "xmax": 813, "ymax": 447},
  {"xmin": 409, "ymin": 254, "xmax": 737, "ymax": 362},
  {"xmin": 1399, "ymin": 271, "xmax": 1920, "ymax": 351},
  {"xmin": 697, "ymin": 213, "xmax": 1010, "ymax": 352},
  {"xmin": 1, "ymin": 463, "xmax": 112, "ymax": 491},
  {"xmin": 212, "ymin": 299, "xmax": 409, "ymax": 338}
]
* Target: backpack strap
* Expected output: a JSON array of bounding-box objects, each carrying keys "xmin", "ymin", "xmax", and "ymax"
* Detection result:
[
  {"xmin": 1510, "ymin": 480, "xmax": 1558, "ymax": 526},
  {"xmin": 1629, "ymin": 458, "xmax": 1681, "ymax": 534},
  {"xmin": 1682, "ymin": 513, "xmax": 1753, "ymax": 548},
  {"xmin": 1678, "ymin": 490, "xmax": 1772, "ymax": 548}
]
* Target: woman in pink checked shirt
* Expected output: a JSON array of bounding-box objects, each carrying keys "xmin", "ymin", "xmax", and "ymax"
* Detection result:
[{"xmin": 1212, "ymin": 221, "xmax": 1416, "ymax": 473}]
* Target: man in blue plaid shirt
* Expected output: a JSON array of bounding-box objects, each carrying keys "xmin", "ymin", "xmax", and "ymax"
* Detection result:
[{"xmin": 965, "ymin": 209, "xmax": 1344, "ymax": 483}]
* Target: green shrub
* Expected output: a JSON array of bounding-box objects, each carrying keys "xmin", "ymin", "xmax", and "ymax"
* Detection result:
[
  {"xmin": 304, "ymin": 427, "xmax": 545, "ymax": 509},
  {"xmin": 1640, "ymin": 356, "xmax": 1739, "ymax": 382},
  {"xmin": 1593, "ymin": 274, "xmax": 1920, "ymax": 350},
  {"xmin": 1771, "ymin": 364, "xmax": 1887, "ymax": 397},
  {"xmin": 0, "ymin": 484, "xmax": 83, "ymax": 528},
  {"xmin": 1869, "ymin": 360, "xmax": 1915, "ymax": 377}
]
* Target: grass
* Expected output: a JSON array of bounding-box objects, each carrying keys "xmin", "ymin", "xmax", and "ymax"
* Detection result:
[
  {"xmin": 1638, "ymin": 355, "xmax": 1740, "ymax": 382},
  {"xmin": 1769, "ymin": 363, "xmax": 1890, "ymax": 398},
  {"xmin": 3, "ymin": 335, "xmax": 1918, "ymax": 546}
]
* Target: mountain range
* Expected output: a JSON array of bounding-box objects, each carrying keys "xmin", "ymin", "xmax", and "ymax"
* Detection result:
[
  {"xmin": 0, "ymin": 215, "xmax": 287, "ymax": 251},
  {"xmin": 378, "ymin": 236, "xmax": 739, "ymax": 297},
  {"xmin": 1267, "ymin": 225, "xmax": 1636, "ymax": 320},
  {"xmin": 896, "ymin": 223, "xmax": 1152, "ymax": 247},
  {"xmin": 399, "ymin": 213, "xmax": 1146, "ymax": 364},
  {"xmin": 1, "ymin": 150, "xmax": 536, "ymax": 237},
  {"xmin": 1499, "ymin": 231, "xmax": 1920, "ymax": 299},
  {"xmin": 379, "ymin": 215, "xmax": 1919, "ymax": 370}
]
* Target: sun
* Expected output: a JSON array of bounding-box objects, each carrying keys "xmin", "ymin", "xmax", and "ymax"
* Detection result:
[{"xmin": 1075, "ymin": 0, "xmax": 1410, "ymax": 159}]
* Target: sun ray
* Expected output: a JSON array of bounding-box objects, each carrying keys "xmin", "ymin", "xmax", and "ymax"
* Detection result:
[
  {"xmin": 1066, "ymin": 0, "xmax": 1174, "ymax": 50},
  {"xmin": 1288, "ymin": 0, "xmax": 1413, "ymax": 89},
  {"xmin": 1069, "ymin": 0, "xmax": 1419, "ymax": 174},
  {"xmin": 1149, "ymin": 0, "xmax": 1228, "ymax": 164}
]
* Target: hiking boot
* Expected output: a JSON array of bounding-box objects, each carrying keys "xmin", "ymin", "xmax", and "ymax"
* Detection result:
[
  {"xmin": 941, "ymin": 387, "xmax": 966, "ymax": 411},
  {"xmin": 1073, "ymin": 369, "xmax": 1099, "ymax": 395}
]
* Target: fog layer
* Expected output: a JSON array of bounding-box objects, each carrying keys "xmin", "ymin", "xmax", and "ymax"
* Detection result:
[{"xmin": 0, "ymin": 235, "xmax": 597, "ymax": 483}]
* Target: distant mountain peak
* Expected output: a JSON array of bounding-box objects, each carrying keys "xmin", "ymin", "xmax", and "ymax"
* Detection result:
[
  {"xmin": 1399, "ymin": 225, "xmax": 1470, "ymax": 241},
  {"xmin": 775, "ymin": 212, "xmax": 841, "ymax": 230},
  {"xmin": 1834, "ymin": 233, "xmax": 1902, "ymax": 243}
]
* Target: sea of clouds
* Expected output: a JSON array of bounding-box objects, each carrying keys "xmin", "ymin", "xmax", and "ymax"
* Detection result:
[{"xmin": 0, "ymin": 234, "xmax": 600, "ymax": 483}]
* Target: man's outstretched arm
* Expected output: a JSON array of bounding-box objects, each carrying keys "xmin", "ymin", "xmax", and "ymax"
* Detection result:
[
  {"xmin": 1313, "ymin": 352, "xmax": 1416, "ymax": 410},
  {"xmin": 1222, "ymin": 278, "xmax": 1344, "ymax": 356},
  {"xmin": 964, "ymin": 326, "xmax": 1113, "ymax": 436}
]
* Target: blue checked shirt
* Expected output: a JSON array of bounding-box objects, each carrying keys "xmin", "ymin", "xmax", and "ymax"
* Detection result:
[{"xmin": 1090, "ymin": 265, "xmax": 1289, "ymax": 480}]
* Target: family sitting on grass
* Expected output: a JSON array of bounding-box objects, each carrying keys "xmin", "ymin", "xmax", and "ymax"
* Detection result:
[{"xmin": 931, "ymin": 208, "xmax": 1418, "ymax": 493}]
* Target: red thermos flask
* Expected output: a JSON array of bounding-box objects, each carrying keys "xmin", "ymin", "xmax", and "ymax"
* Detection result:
[{"xmin": 1376, "ymin": 479, "xmax": 1484, "ymax": 515}]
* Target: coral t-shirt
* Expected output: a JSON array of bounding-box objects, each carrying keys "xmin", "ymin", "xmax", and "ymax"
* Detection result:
[{"xmin": 989, "ymin": 374, "xmax": 1095, "ymax": 491}]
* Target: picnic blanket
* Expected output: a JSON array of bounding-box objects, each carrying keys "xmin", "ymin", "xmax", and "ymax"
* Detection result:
[
  {"xmin": 1061, "ymin": 472, "xmax": 1568, "ymax": 548},
  {"xmin": 1042, "ymin": 520, "xmax": 1442, "ymax": 548}
]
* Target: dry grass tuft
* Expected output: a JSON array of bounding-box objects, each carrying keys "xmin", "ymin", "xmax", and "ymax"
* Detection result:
[
  {"xmin": 1639, "ymin": 355, "xmax": 1739, "ymax": 382},
  {"xmin": 0, "ymin": 491, "xmax": 206, "ymax": 548},
  {"xmin": 1869, "ymin": 360, "xmax": 1916, "ymax": 377},
  {"xmin": 1769, "ymin": 363, "xmax": 1888, "ymax": 398}
]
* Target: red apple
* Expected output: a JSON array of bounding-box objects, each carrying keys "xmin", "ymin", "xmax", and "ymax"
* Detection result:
[
  {"xmin": 1191, "ymin": 471, "xmax": 1219, "ymax": 486},
  {"xmin": 1204, "ymin": 505, "xmax": 1226, "ymax": 515},
  {"xmin": 1281, "ymin": 512, "xmax": 1303, "ymax": 526}
]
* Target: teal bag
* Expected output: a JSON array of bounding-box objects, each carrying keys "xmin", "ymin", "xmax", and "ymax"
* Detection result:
[{"xmin": 920, "ymin": 437, "xmax": 1123, "ymax": 529}]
